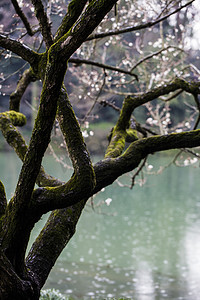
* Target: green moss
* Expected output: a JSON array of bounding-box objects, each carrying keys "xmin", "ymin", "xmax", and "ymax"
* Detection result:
[
  {"xmin": 0, "ymin": 111, "xmax": 26, "ymax": 127},
  {"xmin": 0, "ymin": 112, "xmax": 28, "ymax": 161},
  {"xmin": 126, "ymin": 128, "xmax": 138, "ymax": 143},
  {"xmin": 105, "ymin": 128, "xmax": 126, "ymax": 158},
  {"xmin": 35, "ymin": 52, "xmax": 48, "ymax": 80},
  {"xmin": 67, "ymin": 0, "xmax": 82, "ymax": 16}
]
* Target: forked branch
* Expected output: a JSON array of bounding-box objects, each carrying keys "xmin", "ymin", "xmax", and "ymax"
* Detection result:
[
  {"xmin": 54, "ymin": 0, "xmax": 88, "ymax": 42},
  {"xmin": 106, "ymin": 78, "xmax": 200, "ymax": 158},
  {"xmin": 26, "ymin": 126, "xmax": 200, "ymax": 287}
]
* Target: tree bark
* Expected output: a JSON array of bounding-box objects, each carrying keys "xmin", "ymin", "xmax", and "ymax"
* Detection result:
[
  {"xmin": 0, "ymin": 0, "xmax": 198, "ymax": 298},
  {"xmin": 0, "ymin": 250, "xmax": 40, "ymax": 300}
]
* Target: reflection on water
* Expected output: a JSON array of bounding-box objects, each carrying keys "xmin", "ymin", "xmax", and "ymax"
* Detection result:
[{"xmin": 1, "ymin": 152, "xmax": 200, "ymax": 299}]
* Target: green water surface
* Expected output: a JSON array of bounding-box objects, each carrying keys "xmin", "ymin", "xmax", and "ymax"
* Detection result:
[{"xmin": 1, "ymin": 151, "xmax": 200, "ymax": 300}]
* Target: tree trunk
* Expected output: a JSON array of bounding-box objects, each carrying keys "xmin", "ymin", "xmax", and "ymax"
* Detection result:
[{"xmin": 0, "ymin": 250, "xmax": 40, "ymax": 300}]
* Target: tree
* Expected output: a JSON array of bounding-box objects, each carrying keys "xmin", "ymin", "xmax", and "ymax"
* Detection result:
[{"xmin": 0, "ymin": 0, "xmax": 200, "ymax": 299}]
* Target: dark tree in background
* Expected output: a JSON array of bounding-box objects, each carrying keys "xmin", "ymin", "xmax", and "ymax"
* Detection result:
[{"xmin": 0, "ymin": 0, "xmax": 200, "ymax": 299}]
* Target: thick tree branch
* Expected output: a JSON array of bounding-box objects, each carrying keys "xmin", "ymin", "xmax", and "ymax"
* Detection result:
[
  {"xmin": 118, "ymin": 78, "xmax": 200, "ymax": 131},
  {"xmin": 30, "ymin": 87, "xmax": 96, "ymax": 214},
  {"xmin": 69, "ymin": 57, "xmax": 138, "ymax": 79},
  {"xmin": 0, "ymin": 181, "xmax": 7, "ymax": 218},
  {"xmin": 11, "ymin": 0, "xmax": 34, "ymax": 36},
  {"xmin": 193, "ymin": 93, "xmax": 200, "ymax": 130},
  {"xmin": 1, "ymin": 53, "xmax": 67, "ymax": 273},
  {"xmin": 96, "ymin": 130, "xmax": 200, "ymax": 192},
  {"xmin": 58, "ymin": 0, "xmax": 118, "ymax": 60},
  {"xmin": 26, "ymin": 201, "xmax": 85, "ymax": 289},
  {"xmin": 57, "ymin": 88, "xmax": 95, "ymax": 176},
  {"xmin": 26, "ymin": 127, "xmax": 200, "ymax": 286},
  {"xmin": 87, "ymin": 0, "xmax": 194, "ymax": 40},
  {"xmin": 54, "ymin": 0, "xmax": 88, "ymax": 42},
  {"xmin": 106, "ymin": 78, "xmax": 200, "ymax": 158},
  {"xmin": 0, "ymin": 34, "xmax": 39, "ymax": 65},
  {"xmin": 31, "ymin": 0, "xmax": 53, "ymax": 48},
  {"xmin": 0, "ymin": 111, "xmax": 27, "ymax": 161},
  {"xmin": 1, "ymin": 1, "xmax": 119, "ymax": 273},
  {"xmin": 0, "ymin": 249, "xmax": 39, "ymax": 300},
  {"xmin": 31, "ymin": 124, "xmax": 200, "ymax": 213},
  {"xmin": 10, "ymin": 68, "xmax": 37, "ymax": 112},
  {"xmin": 0, "ymin": 111, "xmax": 63, "ymax": 187}
]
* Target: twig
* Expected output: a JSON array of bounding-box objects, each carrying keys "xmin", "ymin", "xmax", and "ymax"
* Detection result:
[
  {"xmin": 156, "ymin": 0, "xmax": 175, "ymax": 19},
  {"xmin": 130, "ymin": 46, "xmax": 184, "ymax": 72},
  {"xmin": 0, "ymin": 62, "xmax": 28, "ymax": 83},
  {"xmin": 87, "ymin": 0, "xmax": 194, "ymax": 40},
  {"xmin": 11, "ymin": 0, "xmax": 35, "ymax": 36},
  {"xmin": 131, "ymin": 156, "xmax": 148, "ymax": 188},
  {"xmin": 184, "ymin": 148, "xmax": 200, "ymax": 158},
  {"xmin": 69, "ymin": 57, "xmax": 138, "ymax": 80},
  {"xmin": 100, "ymin": 99, "xmax": 121, "ymax": 112},
  {"xmin": 83, "ymin": 70, "xmax": 107, "ymax": 122},
  {"xmin": 159, "ymin": 89, "xmax": 183, "ymax": 102},
  {"xmin": 48, "ymin": 144, "xmax": 73, "ymax": 170}
]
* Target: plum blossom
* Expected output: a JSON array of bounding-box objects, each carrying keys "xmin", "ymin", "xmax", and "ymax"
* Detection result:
[{"xmin": 105, "ymin": 198, "xmax": 112, "ymax": 206}]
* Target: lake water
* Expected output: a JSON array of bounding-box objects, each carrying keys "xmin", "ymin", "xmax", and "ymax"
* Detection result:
[{"xmin": 1, "ymin": 151, "xmax": 200, "ymax": 300}]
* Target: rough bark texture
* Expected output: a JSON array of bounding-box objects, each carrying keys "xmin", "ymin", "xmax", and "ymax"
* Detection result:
[
  {"xmin": 0, "ymin": 0, "xmax": 199, "ymax": 299},
  {"xmin": 0, "ymin": 1, "xmax": 118, "ymax": 298}
]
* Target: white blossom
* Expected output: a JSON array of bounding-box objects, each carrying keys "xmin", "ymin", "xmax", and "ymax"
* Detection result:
[
  {"xmin": 105, "ymin": 198, "xmax": 112, "ymax": 206},
  {"xmin": 82, "ymin": 130, "xmax": 89, "ymax": 138},
  {"xmin": 147, "ymin": 164, "xmax": 153, "ymax": 170}
]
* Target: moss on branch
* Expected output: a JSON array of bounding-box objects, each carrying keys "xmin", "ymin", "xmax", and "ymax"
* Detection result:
[
  {"xmin": 106, "ymin": 78, "xmax": 200, "ymax": 158},
  {"xmin": 54, "ymin": 0, "xmax": 88, "ymax": 42},
  {"xmin": 30, "ymin": 88, "xmax": 96, "ymax": 213},
  {"xmin": 105, "ymin": 129, "xmax": 126, "ymax": 158},
  {"xmin": 105, "ymin": 128, "xmax": 138, "ymax": 158},
  {"xmin": 26, "ymin": 127, "xmax": 200, "ymax": 286},
  {"xmin": 26, "ymin": 200, "xmax": 85, "ymax": 288},
  {"xmin": 0, "ymin": 110, "xmax": 63, "ymax": 188},
  {"xmin": 58, "ymin": 0, "xmax": 118, "ymax": 60},
  {"xmin": 118, "ymin": 78, "xmax": 200, "ymax": 131},
  {"xmin": 32, "ymin": 171, "xmax": 94, "ymax": 213},
  {"xmin": 0, "ymin": 111, "xmax": 27, "ymax": 127},
  {"xmin": 126, "ymin": 128, "xmax": 138, "ymax": 143},
  {"xmin": 0, "ymin": 111, "xmax": 27, "ymax": 161}
]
